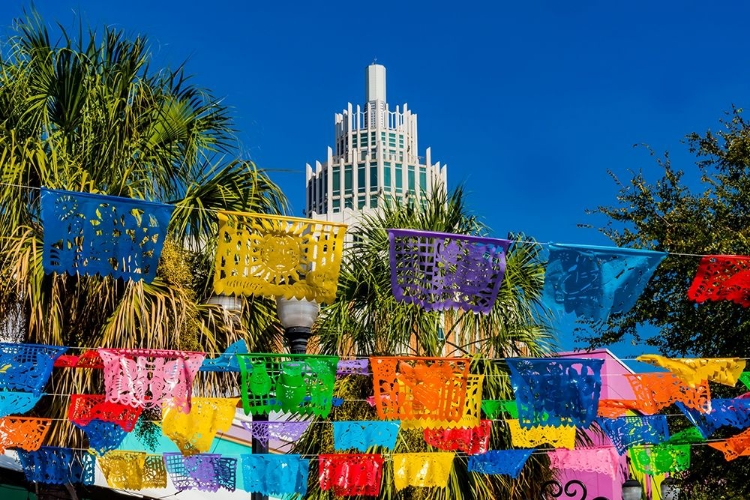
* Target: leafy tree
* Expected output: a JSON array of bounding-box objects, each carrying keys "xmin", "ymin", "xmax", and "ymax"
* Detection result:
[
  {"xmin": 296, "ymin": 186, "xmax": 556, "ymax": 500},
  {"xmin": 0, "ymin": 10, "xmax": 286, "ymax": 459},
  {"xmin": 590, "ymin": 107, "xmax": 750, "ymax": 497}
]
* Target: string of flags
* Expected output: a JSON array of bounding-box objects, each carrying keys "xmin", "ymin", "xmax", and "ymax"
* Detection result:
[
  {"xmin": 1, "ymin": 341, "xmax": 750, "ymax": 494},
  {"xmin": 4, "ymin": 186, "xmax": 750, "ymax": 494},
  {"xmin": 30, "ymin": 187, "xmax": 750, "ymax": 316}
]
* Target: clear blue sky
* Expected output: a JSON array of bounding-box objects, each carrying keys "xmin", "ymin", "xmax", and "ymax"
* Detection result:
[{"xmin": 2, "ymin": 1, "xmax": 748, "ymax": 354}]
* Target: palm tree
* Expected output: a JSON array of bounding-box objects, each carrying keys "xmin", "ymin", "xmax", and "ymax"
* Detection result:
[
  {"xmin": 0, "ymin": 10, "xmax": 286, "ymax": 457},
  {"xmin": 296, "ymin": 185, "xmax": 556, "ymax": 500}
]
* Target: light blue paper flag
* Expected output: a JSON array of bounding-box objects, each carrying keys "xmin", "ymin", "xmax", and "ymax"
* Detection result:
[
  {"xmin": 0, "ymin": 391, "xmax": 43, "ymax": 417},
  {"xmin": 41, "ymin": 188, "xmax": 174, "ymax": 282},
  {"xmin": 241, "ymin": 454, "xmax": 309, "ymax": 496},
  {"xmin": 333, "ymin": 421, "xmax": 401, "ymax": 451},
  {"xmin": 543, "ymin": 244, "xmax": 666, "ymax": 321}
]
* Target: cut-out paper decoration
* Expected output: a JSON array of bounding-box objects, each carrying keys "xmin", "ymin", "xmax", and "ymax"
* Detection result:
[
  {"xmin": 241, "ymin": 420, "xmax": 312, "ymax": 446},
  {"xmin": 423, "ymin": 420, "xmax": 492, "ymax": 455},
  {"xmin": 467, "ymin": 449, "xmax": 534, "ymax": 478},
  {"xmin": 687, "ymin": 255, "xmax": 750, "ymax": 307},
  {"xmin": 708, "ymin": 427, "xmax": 750, "ymax": 461},
  {"xmin": 637, "ymin": 355, "xmax": 746, "ymax": 387},
  {"xmin": 200, "ymin": 340, "xmax": 248, "ymax": 372},
  {"xmin": 98, "ymin": 451, "xmax": 167, "ymax": 490},
  {"xmin": 597, "ymin": 416, "xmax": 670, "ymax": 455},
  {"xmin": 0, "ymin": 417, "xmax": 51, "ymax": 452},
  {"xmin": 507, "ymin": 357, "xmax": 603, "ymax": 429},
  {"xmin": 543, "ymin": 244, "xmax": 666, "ymax": 321},
  {"xmin": 482, "ymin": 399, "xmax": 518, "ymax": 419},
  {"xmin": 507, "ymin": 419, "xmax": 576, "ymax": 449},
  {"xmin": 548, "ymin": 448, "xmax": 620, "ymax": 479},
  {"xmin": 740, "ymin": 372, "xmax": 750, "ymax": 390},
  {"xmin": 370, "ymin": 356, "xmax": 470, "ymax": 425},
  {"xmin": 597, "ymin": 399, "xmax": 640, "ymax": 418},
  {"xmin": 0, "ymin": 391, "xmax": 42, "ymax": 418},
  {"xmin": 626, "ymin": 372, "xmax": 711, "ymax": 414},
  {"xmin": 241, "ymin": 454, "xmax": 309, "ymax": 497},
  {"xmin": 667, "ymin": 427, "xmax": 705, "ymax": 444},
  {"xmin": 319, "ymin": 454, "xmax": 384, "ymax": 497},
  {"xmin": 630, "ymin": 444, "xmax": 691, "ymax": 475},
  {"xmin": 68, "ymin": 394, "xmax": 143, "ymax": 432},
  {"xmin": 392, "ymin": 452, "xmax": 455, "ymax": 490},
  {"xmin": 163, "ymin": 453, "xmax": 237, "ymax": 492},
  {"xmin": 74, "ymin": 419, "xmax": 128, "ymax": 455},
  {"xmin": 337, "ymin": 359, "xmax": 370, "ymax": 376},
  {"xmin": 98, "ymin": 348, "xmax": 205, "ymax": 413},
  {"xmin": 54, "ymin": 350, "xmax": 103, "ymax": 369},
  {"xmin": 388, "ymin": 229, "xmax": 511, "ymax": 313},
  {"xmin": 0, "ymin": 343, "xmax": 67, "ymax": 396},
  {"xmin": 213, "ymin": 211, "xmax": 347, "ymax": 303},
  {"xmin": 401, "ymin": 374, "xmax": 483, "ymax": 430},
  {"xmin": 333, "ymin": 421, "xmax": 400, "ymax": 451},
  {"xmin": 236, "ymin": 354, "xmax": 338, "ymax": 417},
  {"xmin": 17, "ymin": 447, "xmax": 95, "ymax": 485},
  {"xmin": 676, "ymin": 399, "xmax": 750, "ymax": 438},
  {"xmin": 162, "ymin": 397, "xmax": 239, "ymax": 455},
  {"xmin": 40, "ymin": 188, "xmax": 174, "ymax": 281}
]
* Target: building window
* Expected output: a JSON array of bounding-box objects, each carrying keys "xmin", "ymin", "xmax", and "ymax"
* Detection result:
[
  {"xmin": 370, "ymin": 197, "xmax": 378, "ymax": 208},
  {"xmin": 344, "ymin": 197, "xmax": 353, "ymax": 209},
  {"xmin": 344, "ymin": 166, "xmax": 353, "ymax": 194},
  {"xmin": 408, "ymin": 166, "xmax": 416, "ymax": 193},
  {"xmin": 358, "ymin": 198, "xmax": 366, "ymax": 209},
  {"xmin": 332, "ymin": 199, "xmax": 340, "ymax": 212},
  {"xmin": 358, "ymin": 164, "xmax": 366, "ymax": 194},
  {"xmin": 332, "ymin": 167, "xmax": 341, "ymax": 196},
  {"xmin": 395, "ymin": 164, "xmax": 403, "ymax": 194},
  {"xmin": 419, "ymin": 167, "xmax": 427, "ymax": 191},
  {"xmin": 370, "ymin": 163, "xmax": 378, "ymax": 191}
]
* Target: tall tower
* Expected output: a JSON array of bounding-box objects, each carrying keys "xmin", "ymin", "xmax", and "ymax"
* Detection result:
[{"xmin": 305, "ymin": 64, "xmax": 447, "ymax": 224}]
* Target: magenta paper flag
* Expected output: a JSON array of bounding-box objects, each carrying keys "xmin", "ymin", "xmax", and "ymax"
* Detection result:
[
  {"xmin": 548, "ymin": 448, "xmax": 620, "ymax": 479},
  {"xmin": 98, "ymin": 349, "xmax": 204, "ymax": 413}
]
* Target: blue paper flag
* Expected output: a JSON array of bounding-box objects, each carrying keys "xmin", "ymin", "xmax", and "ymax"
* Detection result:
[
  {"xmin": 597, "ymin": 415, "xmax": 670, "ymax": 455},
  {"xmin": 241, "ymin": 454, "xmax": 309, "ymax": 496},
  {"xmin": 333, "ymin": 421, "xmax": 401, "ymax": 451},
  {"xmin": 543, "ymin": 244, "xmax": 666, "ymax": 321},
  {"xmin": 40, "ymin": 188, "xmax": 175, "ymax": 282},
  {"xmin": 468, "ymin": 449, "xmax": 534, "ymax": 478},
  {"xmin": 17, "ymin": 447, "xmax": 95, "ymax": 485},
  {"xmin": 0, "ymin": 391, "xmax": 42, "ymax": 417},
  {"xmin": 201, "ymin": 340, "xmax": 248, "ymax": 372},
  {"xmin": 73, "ymin": 420, "xmax": 128, "ymax": 455},
  {"xmin": 676, "ymin": 399, "xmax": 750, "ymax": 438},
  {"xmin": 0, "ymin": 343, "xmax": 67, "ymax": 396},
  {"xmin": 507, "ymin": 357, "xmax": 603, "ymax": 429}
]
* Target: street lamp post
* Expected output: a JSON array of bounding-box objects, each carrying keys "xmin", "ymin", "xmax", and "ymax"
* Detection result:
[
  {"xmin": 621, "ymin": 478, "xmax": 644, "ymax": 500},
  {"xmin": 276, "ymin": 297, "xmax": 320, "ymax": 354}
]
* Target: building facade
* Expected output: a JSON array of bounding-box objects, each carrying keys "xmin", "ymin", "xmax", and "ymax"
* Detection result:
[{"xmin": 305, "ymin": 64, "xmax": 447, "ymax": 224}]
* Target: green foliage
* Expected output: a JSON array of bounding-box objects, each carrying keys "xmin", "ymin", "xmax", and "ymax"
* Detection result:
[
  {"xmin": 0, "ymin": 9, "xmax": 286, "ymax": 447},
  {"xmin": 592, "ymin": 107, "xmax": 750, "ymax": 496},
  {"xmin": 297, "ymin": 185, "xmax": 555, "ymax": 499}
]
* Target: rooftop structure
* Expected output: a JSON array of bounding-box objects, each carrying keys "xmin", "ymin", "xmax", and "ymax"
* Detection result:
[{"xmin": 305, "ymin": 64, "xmax": 447, "ymax": 224}]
